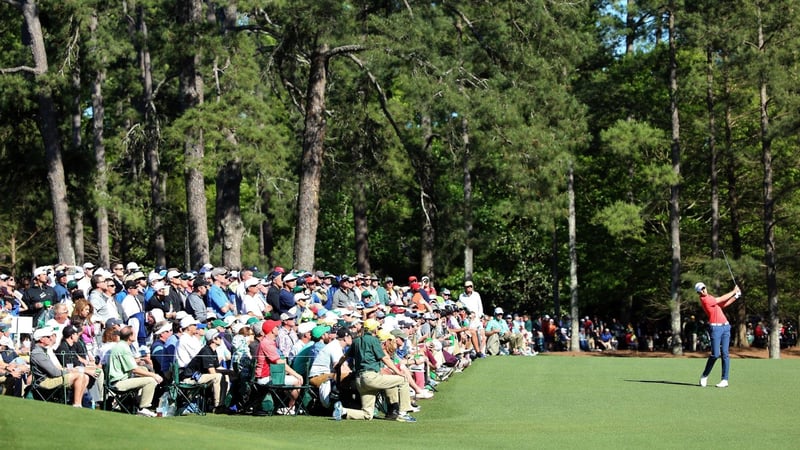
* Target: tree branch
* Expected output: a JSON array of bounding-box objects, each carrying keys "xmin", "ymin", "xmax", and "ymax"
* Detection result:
[
  {"xmin": 327, "ymin": 44, "xmax": 367, "ymax": 58},
  {"xmin": 346, "ymin": 54, "xmax": 403, "ymax": 140},
  {"xmin": 0, "ymin": 65, "xmax": 40, "ymax": 74}
]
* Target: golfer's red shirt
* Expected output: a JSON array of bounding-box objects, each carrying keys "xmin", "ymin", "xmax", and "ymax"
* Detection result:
[{"xmin": 700, "ymin": 293, "xmax": 728, "ymax": 324}]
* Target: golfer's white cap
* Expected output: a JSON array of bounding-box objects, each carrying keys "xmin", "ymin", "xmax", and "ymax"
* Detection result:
[{"xmin": 694, "ymin": 282, "xmax": 706, "ymax": 293}]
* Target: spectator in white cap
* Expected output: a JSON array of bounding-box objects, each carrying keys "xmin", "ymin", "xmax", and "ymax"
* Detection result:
[
  {"xmin": 76, "ymin": 263, "xmax": 94, "ymax": 297},
  {"xmin": 277, "ymin": 310, "xmax": 298, "ymax": 359},
  {"xmin": 484, "ymin": 307, "xmax": 523, "ymax": 355},
  {"xmin": 181, "ymin": 328, "xmax": 226, "ymax": 414},
  {"xmin": 241, "ymin": 277, "xmax": 267, "ymax": 318},
  {"xmin": 143, "ymin": 270, "xmax": 165, "ymax": 304},
  {"xmin": 150, "ymin": 320, "xmax": 176, "ymax": 378},
  {"xmin": 29, "ymin": 327, "xmax": 90, "ymax": 408},
  {"xmin": 458, "ymin": 280, "xmax": 484, "ymax": 319},
  {"xmin": 288, "ymin": 321, "xmax": 316, "ymax": 364},
  {"xmin": 176, "ymin": 316, "xmax": 203, "ymax": 368},
  {"xmin": 164, "ymin": 269, "xmax": 186, "ymax": 316},
  {"xmin": 125, "ymin": 261, "xmax": 141, "ymax": 275},
  {"xmin": 293, "ymin": 291, "xmax": 311, "ymax": 321},
  {"xmin": 278, "ymin": 272, "xmax": 298, "ymax": 314}
]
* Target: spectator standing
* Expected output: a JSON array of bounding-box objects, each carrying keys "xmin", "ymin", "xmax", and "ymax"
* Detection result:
[
  {"xmin": 88, "ymin": 273, "xmax": 119, "ymax": 327},
  {"xmin": 208, "ymin": 267, "xmax": 234, "ymax": 319},
  {"xmin": 23, "ymin": 267, "xmax": 57, "ymax": 327},
  {"xmin": 52, "ymin": 271, "xmax": 71, "ymax": 305},
  {"xmin": 185, "ymin": 278, "xmax": 210, "ymax": 322},
  {"xmin": 333, "ymin": 275, "xmax": 359, "ymax": 310},
  {"xmin": 458, "ymin": 281, "xmax": 484, "ymax": 320}
]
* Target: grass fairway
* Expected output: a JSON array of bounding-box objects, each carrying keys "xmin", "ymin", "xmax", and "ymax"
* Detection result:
[{"xmin": 2, "ymin": 355, "xmax": 798, "ymax": 449}]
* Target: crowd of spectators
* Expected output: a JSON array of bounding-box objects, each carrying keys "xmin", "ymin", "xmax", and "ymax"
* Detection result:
[
  {"xmin": 0, "ymin": 262, "xmax": 538, "ymax": 420},
  {"xmin": 4, "ymin": 262, "xmax": 795, "ymax": 418}
]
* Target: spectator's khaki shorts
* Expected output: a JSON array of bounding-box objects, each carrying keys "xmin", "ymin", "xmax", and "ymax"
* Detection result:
[{"xmin": 39, "ymin": 375, "xmax": 69, "ymax": 390}]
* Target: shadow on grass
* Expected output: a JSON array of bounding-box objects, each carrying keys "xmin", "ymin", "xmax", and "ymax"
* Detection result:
[{"xmin": 623, "ymin": 379, "xmax": 698, "ymax": 387}]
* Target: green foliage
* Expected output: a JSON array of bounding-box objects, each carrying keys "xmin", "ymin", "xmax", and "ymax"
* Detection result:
[{"xmin": 2, "ymin": 0, "xmax": 800, "ymax": 326}]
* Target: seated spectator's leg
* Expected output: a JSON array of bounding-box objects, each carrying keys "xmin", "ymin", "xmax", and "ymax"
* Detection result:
[
  {"xmin": 115, "ymin": 376, "xmax": 157, "ymax": 409},
  {"xmin": 470, "ymin": 332, "xmax": 481, "ymax": 356},
  {"xmin": 197, "ymin": 373, "xmax": 223, "ymax": 408},
  {"xmin": 89, "ymin": 368, "xmax": 104, "ymax": 403},
  {"xmin": 66, "ymin": 372, "xmax": 89, "ymax": 407},
  {"xmin": 318, "ymin": 380, "xmax": 332, "ymax": 409},
  {"xmin": 485, "ymin": 334, "xmax": 500, "ymax": 355},
  {"xmin": 284, "ymin": 375, "xmax": 301, "ymax": 408}
]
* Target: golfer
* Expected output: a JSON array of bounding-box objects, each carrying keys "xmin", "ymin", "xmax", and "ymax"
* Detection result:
[{"xmin": 695, "ymin": 281, "xmax": 741, "ymax": 388}]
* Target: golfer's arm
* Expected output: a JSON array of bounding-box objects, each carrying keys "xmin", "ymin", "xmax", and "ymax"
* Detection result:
[{"xmin": 718, "ymin": 289, "xmax": 738, "ymax": 307}]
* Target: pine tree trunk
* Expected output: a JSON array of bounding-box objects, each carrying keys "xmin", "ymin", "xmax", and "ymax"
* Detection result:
[
  {"xmin": 708, "ymin": 47, "xmax": 720, "ymax": 261},
  {"xmin": 215, "ymin": 158, "xmax": 244, "ymax": 270},
  {"xmin": 180, "ymin": 0, "xmax": 209, "ymax": 269},
  {"xmin": 568, "ymin": 163, "xmax": 580, "ymax": 352},
  {"xmin": 354, "ymin": 172, "xmax": 371, "ymax": 275},
  {"xmin": 723, "ymin": 61, "xmax": 748, "ymax": 347},
  {"xmin": 73, "ymin": 209, "xmax": 84, "ymax": 264},
  {"xmin": 757, "ymin": 8, "xmax": 780, "ymax": 359},
  {"xmin": 419, "ymin": 115, "xmax": 435, "ymax": 280},
  {"xmin": 462, "ymin": 117, "xmax": 474, "ymax": 282},
  {"xmin": 90, "ymin": 13, "xmax": 110, "ymax": 268},
  {"xmin": 294, "ymin": 44, "xmax": 329, "ymax": 271},
  {"xmin": 261, "ymin": 187, "xmax": 274, "ymax": 267},
  {"xmin": 14, "ymin": 0, "xmax": 76, "ymax": 264},
  {"xmin": 668, "ymin": 4, "xmax": 683, "ymax": 356},
  {"xmin": 625, "ymin": 0, "xmax": 636, "ymax": 55},
  {"xmin": 136, "ymin": 4, "xmax": 166, "ymax": 267}
]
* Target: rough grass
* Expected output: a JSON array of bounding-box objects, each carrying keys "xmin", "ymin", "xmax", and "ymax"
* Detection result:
[{"xmin": 2, "ymin": 355, "xmax": 798, "ymax": 449}]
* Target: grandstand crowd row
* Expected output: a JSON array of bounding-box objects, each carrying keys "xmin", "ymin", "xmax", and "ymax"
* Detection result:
[{"xmin": 0, "ymin": 262, "xmax": 541, "ymax": 420}]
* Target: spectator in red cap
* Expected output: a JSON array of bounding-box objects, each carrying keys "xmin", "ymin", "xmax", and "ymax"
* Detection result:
[
  {"xmin": 409, "ymin": 282, "xmax": 434, "ymax": 313},
  {"xmin": 254, "ymin": 319, "xmax": 303, "ymax": 415}
]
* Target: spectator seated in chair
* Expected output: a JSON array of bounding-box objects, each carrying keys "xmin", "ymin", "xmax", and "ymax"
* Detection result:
[
  {"xmin": 254, "ymin": 319, "xmax": 304, "ymax": 415},
  {"xmin": 309, "ymin": 327, "xmax": 353, "ymax": 409},
  {"xmin": 181, "ymin": 328, "xmax": 226, "ymax": 414},
  {"xmin": 106, "ymin": 326, "xmax": 163, "ymax": 416},
  {"xmin": 29, "ymin": 327, "xmax": 90, "ymax": 407}
]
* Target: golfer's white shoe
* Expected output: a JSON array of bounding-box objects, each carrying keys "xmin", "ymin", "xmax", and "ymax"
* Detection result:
[
  {"xmin": 715, "ymin": 380, "xmax": 728, "ymax": 388},
  {"xmin": 699, "ymin": 376, "xmax": 708, "ymax": 387}
]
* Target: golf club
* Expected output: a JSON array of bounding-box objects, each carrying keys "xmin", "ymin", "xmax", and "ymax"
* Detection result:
[{"xmin": 721, "ymin": 249, "xmax": 738, "ymax": 287}]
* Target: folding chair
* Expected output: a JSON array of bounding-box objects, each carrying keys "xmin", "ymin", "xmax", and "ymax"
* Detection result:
[
  {"xmin": 291, "ymin": 355, "xmax": 320, "ymax": 415},
  {"xmin": 101, "ymin": 364, "xmax": 139, "ymax": 414},
  {"xmin": 239, "ymin": 359, "xmax": 273, "ymax": 416},
  {"xmin": 168, "ymin": 363, "xmax": 209, "ymax": 415},
  {"xmin": 28, "ymin": 364, "xmax": 70, "ymax": 404},
  {"xmin": 265, "ymin": 363, "xmax": 309, "ymax": 416},
  {"xmin": 26, "ymin": 379, "xmax": 70, "ymax": 404}
]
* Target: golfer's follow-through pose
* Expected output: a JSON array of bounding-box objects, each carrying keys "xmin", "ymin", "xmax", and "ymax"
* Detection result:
[{"xmin": 695, "ymin": 281, "xmax": 741, "ymax": 388}]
